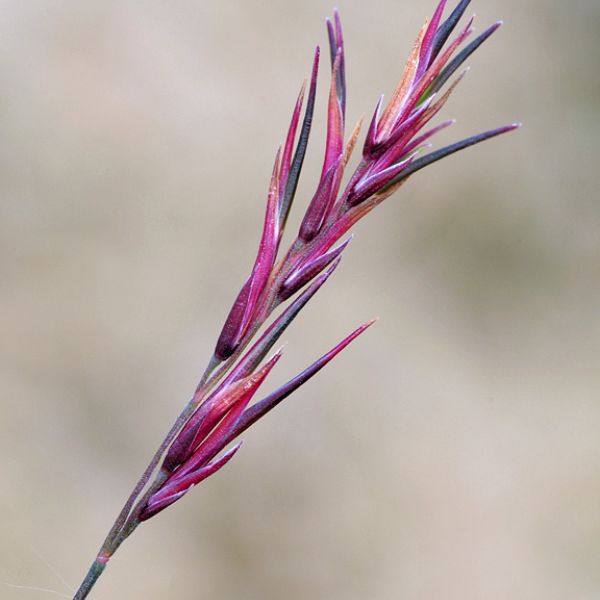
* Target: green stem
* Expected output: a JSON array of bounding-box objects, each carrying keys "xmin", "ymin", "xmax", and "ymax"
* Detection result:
[
  {"xmin": 73, "ymin": 558, "xmax": 107, "ymax": 600},
  {"xmin": 71, "ymin": 367, "xmax": 218, "ymax": 600}
]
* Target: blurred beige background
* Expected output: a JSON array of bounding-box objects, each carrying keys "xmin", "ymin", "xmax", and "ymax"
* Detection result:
[{"xmin": 1, "ymin": 1, "xmax": 599, "ymax": 598}]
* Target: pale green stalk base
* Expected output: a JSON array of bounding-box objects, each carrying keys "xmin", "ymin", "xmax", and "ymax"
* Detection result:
[{"xmin": 73, "ymin": 560, "xmax": 107, "ymax": 600}]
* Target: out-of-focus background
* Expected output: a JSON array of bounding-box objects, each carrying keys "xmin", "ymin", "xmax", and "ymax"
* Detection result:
[{"xmin": 1, "ymin": 1, "xmax": 599, "ymax": 598}]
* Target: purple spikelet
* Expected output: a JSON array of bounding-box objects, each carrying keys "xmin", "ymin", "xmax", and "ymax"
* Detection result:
[{"xmin": 91, "ymin": 0, "xmax": 519, "ymax": 548}]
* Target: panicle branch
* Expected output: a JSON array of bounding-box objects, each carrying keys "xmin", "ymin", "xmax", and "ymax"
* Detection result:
[{"xmin": 76, "ymin": 7, "xmax": 519, "ymax": 592}]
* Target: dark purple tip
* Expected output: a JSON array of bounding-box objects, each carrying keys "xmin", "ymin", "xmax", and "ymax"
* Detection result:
[
  {"xmin": 379, "ymin": 122, "xmax": 521, "ymax": 192},
  {"xmin": 428, "ymin": 20, "xmax": 502, "ymax": 97},
  {"xmin": 430, "ymin": 0, "xmax": 472, "ymax": 63},
  {"xmin": 279, "ymin": 47, "xmax": 320, "ymax": 232}
]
